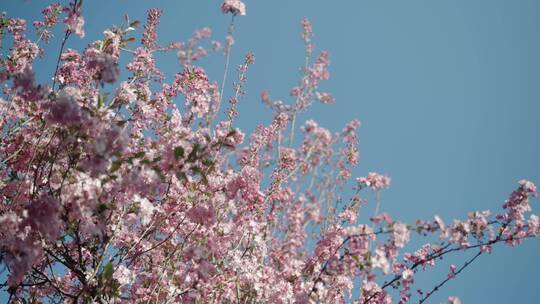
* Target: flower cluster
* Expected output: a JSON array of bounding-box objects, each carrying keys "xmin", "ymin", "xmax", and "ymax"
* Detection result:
[
  {"xmin": 358, "ymin": 172, "xmax": 391, "ymax": 191},
  {"xmin": 64, "ymin": 1, "xmax": 85, "ymax": 38},
  {"xmin": 221, "ymin": 0, "xmax": 246, "ymax": 16},
  {"xmin": 0, "ymin": 1, "xmax": 538, "ymax": 303},
  {"xmin": 141, "ymin": 8, "xmax": 162, "ymax": 49},
  {"xmin": 33, "ymin": 3, "xmax": 62, "ymax": 43},
  {"xmin": 174, "ymin": 67, "xmax": 220, "ymax": 119}
]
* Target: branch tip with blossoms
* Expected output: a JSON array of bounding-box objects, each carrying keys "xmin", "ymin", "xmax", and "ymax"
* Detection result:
[{"xmin": 221, "ymin": 0, "xmax": 246, "ymax": 16}]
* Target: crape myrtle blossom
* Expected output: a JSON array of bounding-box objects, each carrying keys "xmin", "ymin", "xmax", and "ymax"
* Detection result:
[{"xmin": 0, "ymin": 1, "xmax": 539, "ymax": 303}]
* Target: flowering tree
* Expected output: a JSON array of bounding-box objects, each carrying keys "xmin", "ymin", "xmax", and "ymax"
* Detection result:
[{"xmin": 0, "ymin": 1, "xmax": 538, "ymax": 303}]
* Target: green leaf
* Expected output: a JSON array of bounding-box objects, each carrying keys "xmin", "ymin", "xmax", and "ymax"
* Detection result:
[
  {"xmin": 174, "ymin": 146, "xmax": 184, "ymax": 160},
  {"xmin": 102, "ymin": 262, "xmax": 114, "ymax": 281},
  {"xmin": 187, "ymin": 144, "xmax": 200, "ymax": 162},
  {"xmin": 133, "ymin": 151, "xmax": 145, "ymax": 158},
  {"xmin": 202, "ymin": 158, "xmax": 214, "ymax": 167},
  {"xmin": 201, "ymin": 174, "xmax": 209, "ymax": 185},
  {"xmin": 152, "ymin": 165, "xmax": 166, "ymax": 181},
  {"xmin": 175, "ymin": 171, "xmax": 187, "ymax": 182},
  {"xmin": 98, "ymin": 94, "xmax": 105, "ymax": 109},
  {"xmin": 191, "ymin": 166, "xmax": 202, "ymax": 175},
  {"xmin": 110, "ymin": 160, "xmax": 122, "ymax": 173},
  {"xmin": 130, "ymin": 20, "xmax": 141, "ymax": 28},
  {"xmin": 97, "ymin": 203, "xmax": 109, "ymax": 213}
]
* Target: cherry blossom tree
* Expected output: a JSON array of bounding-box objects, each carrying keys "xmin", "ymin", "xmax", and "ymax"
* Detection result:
[{"xmin": 0, "ymin": 1, "xmax": 538, "ymax": 303}]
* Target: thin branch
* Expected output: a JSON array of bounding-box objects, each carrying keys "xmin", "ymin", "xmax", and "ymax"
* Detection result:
[
  {"xmin": 52, "ymin": 0, "xmax": 79, "ymax": 92},
  {"xmin": 213, "ymin": 15, "xmax": 236, "ymax": 126},
  {"xmin": 418, "ymin": 250, "xmax": 483, "ymax": 304}
]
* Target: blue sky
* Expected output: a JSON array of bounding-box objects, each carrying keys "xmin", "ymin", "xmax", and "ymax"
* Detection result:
[{"xmin": 2, "ymin": 0, "xmax": 540, "ymax": 303}]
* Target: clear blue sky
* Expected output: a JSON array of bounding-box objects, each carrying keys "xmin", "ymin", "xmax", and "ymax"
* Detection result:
[{"xmin": 2, "ymin": 0, "xmax": 540, "ymax": 303}]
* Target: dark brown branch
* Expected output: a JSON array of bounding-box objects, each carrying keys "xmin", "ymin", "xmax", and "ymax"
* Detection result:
[
  {"xmin": 362, "ymin": 219, "xmax": 517, "ymax": 303},
  {"xmin": 418, "ymin": 250, "xmax": 483, "ymax": 304}
]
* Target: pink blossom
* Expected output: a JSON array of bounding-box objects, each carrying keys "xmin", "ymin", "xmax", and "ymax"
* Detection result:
[
  {"xmin": 114, "ymin": 264, "xmax": 135, "ymax": 286},
  {"xmin": 528, "ymin": 214, "xmax": 540, "ymax": 236},
  {"xmin": 316, "ymin": 91, "xmax": 335, "ymax": 104},
  {"xmin": 26, "ymin": 194, "xmax": 62, "ymax": 242},
  {"xmin": 187, "ymin": 205, "xmax": 216, "ymax": 226},
  {"xmin": 402, "ymin": 269, "xmax": 414, "ymax": 280},
  {"xmin": 135, "ymin": 195, "xmax": 155, "ymax": 225},
  {"xmin": 113, "ymin": 81, "xmax": 137, "ymax": 107},
  {"xmin": 127, "ymin": 47, "xmax": 163, "ymax": 81},
  {"xmin": 434, "ymin": 215, "xmax": 446, "ymax": 230},
  {"xmin": 33, "ymin": 3, "xmax": 62, "ymax": 43},
  {"xmin": 226, "ymin": 166, "xmax": 263, "ymax": 204},
  {"xmin": 357, "ymin": 172, "xmax": 391, "ymax": 191},
  {"xmin": 339, "ymin": 208, "xmax": 358, "ymax": 224},
  {"xmin": 86, "ymin": 52, "xmax": 119, "ymax": 83},
  {"xmin": 7, "ymin": 39, "xmax": 40, "ymax": 74},
  {"xmin": 196, "ymin": 259, "xmax": 216, "ymax": 280},
  {"xmin": 502, "ymin": 180, "xmax": 537, "ymax": 221},
  {"xmin": 175, "ymin": 67, "xmax": 219, "ymax": 118},
  {"xmin": 4, "ymin": 240, "xmax": 43, "ymax": 287},
  {"xmin": 372, "ymin": 248, "xmax": 391, "ymax": 274},
  {"xmin": 372, "ymin": 212, "xmax": 393, "ymax": 225},
  {"xmin": 520, "ymin": 179, "xmax": 538, "ymax": 197},
  {"xmin": 360, "ymin": 280, "xmax": 393, "ymax": 304},
  {"xmin": 448, "ymin": 296, "xmax": 461, "ymax": 304},
  {"xmin": 448, "ymin": 264, "xmax": 457, "ymax": 279},
  {"xmin": 221, "ymin": 0, "xmax": 246, "ymax": 16},
  {"xmin": 46, "ymin": 87, "xmax": 83, "ymax": 126},
  {"xmin": 142, "ymin": 8, "xmax": 162, "ymax": 49},
  {"xmin": 449, "ymin": 220, "xmax": 471, "ymax": 248},
  {"xmin": 434, "ymin": 214, "xmax": 450, "ymax": 239},
  {"xmin": 103, "ymin": 29, "xmax": 121, "ymax": 58},
  {"xmin": 301, "ymin": 18, "xmax": 313, "ymax": 47},
  {"xmin": 392, "ymin": 222, "xmax": 410, "ymax": 248},
  {"xmin": 64, "ymin": 2, "xmax": 85, "ymax": 38}
]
